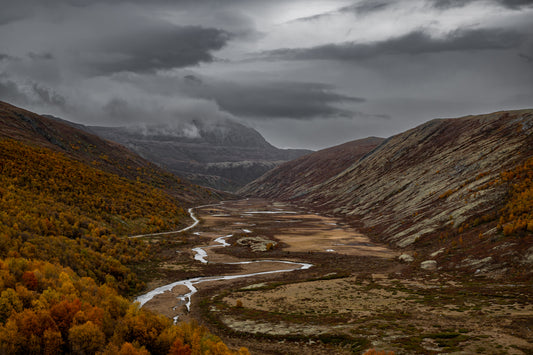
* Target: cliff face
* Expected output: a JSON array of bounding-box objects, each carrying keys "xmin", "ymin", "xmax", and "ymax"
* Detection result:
[{"xmin": 241, "ymin": 110, "xmax": 533, "ymax": 275}]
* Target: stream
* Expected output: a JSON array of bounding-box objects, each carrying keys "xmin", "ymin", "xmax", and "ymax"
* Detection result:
[{"xmin": 135, "ymin": 203, "xmax": 313, "ymax": 322}]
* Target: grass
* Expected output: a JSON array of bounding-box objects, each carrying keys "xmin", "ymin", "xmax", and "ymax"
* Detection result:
[{"xmin": 191, "ymin": 244, "xmax": 532, "ymax": 355}]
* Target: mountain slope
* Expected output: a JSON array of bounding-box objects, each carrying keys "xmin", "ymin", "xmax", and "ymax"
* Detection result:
[
  {"xmin": 82, "ymin": 119, "xmax": 311, "ymax": 192},
  {"xmin": 242, "ymin": 109, "xmax": 533, "ymax": 277},
  {"xmin": 239, "ymin": 137, "xmax": 384, "ymax": 199},
  {"xmin": 0, "ymin": 100, "xmax": 226, "ymax": 288},
  {"xmin": 1, "ymin": 101, "xmax": 222, "ymax": 203},
  {"xmin": 0, "ymin": 101, "xmax": 245, "ymax": 354}
]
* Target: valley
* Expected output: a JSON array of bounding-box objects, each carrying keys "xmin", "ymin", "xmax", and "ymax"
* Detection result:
[
  {"xmin": 136, "ymin": 199, "xmax": 533, "ymax": 355},
  {"xmin": 1, "ymin": 102, "xmax": 531, "ymax": 354}
]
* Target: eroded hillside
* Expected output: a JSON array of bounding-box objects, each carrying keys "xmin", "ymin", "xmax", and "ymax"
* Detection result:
[{"xmin": 241, "ymin": 110, "xmax": 533, "ymax": 277}]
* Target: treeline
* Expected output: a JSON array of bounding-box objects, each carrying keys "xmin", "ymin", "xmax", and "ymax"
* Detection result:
[{"xmin": 0, "ymin": 139, "xmax": 247, "ymax": 354}]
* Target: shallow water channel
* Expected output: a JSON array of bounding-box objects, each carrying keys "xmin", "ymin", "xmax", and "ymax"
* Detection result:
[{"xmin": 135, "ymin": 204, "xmax": 313, "ymax": 322}]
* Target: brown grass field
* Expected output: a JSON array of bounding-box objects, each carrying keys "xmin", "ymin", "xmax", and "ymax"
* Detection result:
[{"xmin": 138, "ymin": 199, "xmax": 533, "ymax": 355}]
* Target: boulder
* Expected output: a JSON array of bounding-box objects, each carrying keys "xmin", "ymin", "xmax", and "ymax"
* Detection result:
[
  {"xmin": 398, "ymin": 254, "xmax": 414, "ymax": 263},
  {"xmin": 420, "ymin": 260, "xmax": 437, "ymax": 270}
]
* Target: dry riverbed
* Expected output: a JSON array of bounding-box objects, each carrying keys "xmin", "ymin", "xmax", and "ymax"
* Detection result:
[{"xmin": 136, "ymin": 199, "xmax": 533, "ymax": 355}]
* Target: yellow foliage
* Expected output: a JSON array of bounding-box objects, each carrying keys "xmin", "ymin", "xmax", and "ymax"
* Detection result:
[
  {"xmin": 363, "ymin": 349, "xmax": 395, "ymax": 355},
  {"xmin": 0, "ymin": 138, "xmax": 244, "ymax": 354},
  {"xmin": 498, "ymin": 157, "xmax": 533, "ymax": 236}
]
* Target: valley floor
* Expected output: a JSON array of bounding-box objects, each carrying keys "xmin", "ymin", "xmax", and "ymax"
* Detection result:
[{"xmin": 136, "ymin": 199, "xmax": 533, "ymax": 355}]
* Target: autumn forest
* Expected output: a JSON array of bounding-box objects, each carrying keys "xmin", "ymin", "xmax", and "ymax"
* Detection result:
[{"xmin": 0, "ymin": 102, "xmax": 247, "ymax": 354}]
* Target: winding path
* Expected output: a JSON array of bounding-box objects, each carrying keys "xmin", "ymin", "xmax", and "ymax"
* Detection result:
[{"xmin": 134, "ymin": 203, "xmax": 313, "ymax": 321}]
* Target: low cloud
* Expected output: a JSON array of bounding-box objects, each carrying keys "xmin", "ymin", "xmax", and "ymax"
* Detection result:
[
  {"xmin": 0, "ymin": 74, "xmax": 66, "ymax": 109},
  {"xmin": 185, "ymin": 79, "xmax": 365, "ymax": 120},
  {"xmin": 0, "ymin": 76, "xmax": 28, "ymax": 104},
  {"xmin": 31, "ymin": 83, "xmax": 66, "ymax": 107},
  {"xmin": 265, "ymin": 28, "xmax": 524, "ymax": 62},
  {"xmin": 430, "ymin": 0, "xmax": 533, "ymax": 10}
]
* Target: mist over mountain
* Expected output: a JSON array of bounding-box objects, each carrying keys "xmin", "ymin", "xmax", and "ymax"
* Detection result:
[{"xmin": 77, "ymin": 118, "xmax": 311, "ymax": 192}]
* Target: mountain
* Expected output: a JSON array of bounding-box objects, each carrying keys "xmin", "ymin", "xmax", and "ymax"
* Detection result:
[
  {"xmin": 241, "ymin": 109, "xmax": 533, "ymax": 277},
  {"xmin": 0, "ymin": 99, "xmax": 225, "ymax": 279},
  {"xmin": 239, "ymin": 137, "xmax": 384, "ymax": 200},
  {"xmin": 2, "ymin": 102, "xmax": 227, "ymax": 203},
  {"xmin": 61, "ymin": 118, "xmax": 311, "ymax": 192},
  {"xmin": 0, "ymin": 101, "xmax": 242, "ymax": 354}
]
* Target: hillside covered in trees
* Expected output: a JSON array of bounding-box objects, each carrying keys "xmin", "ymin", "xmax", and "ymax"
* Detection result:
[{"xmin": 0, "ymin": 101, "xmax": 246, "ymax": 354}]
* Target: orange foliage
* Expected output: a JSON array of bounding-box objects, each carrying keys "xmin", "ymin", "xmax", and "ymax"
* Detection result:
[
  {"xmin": 456, "ymin": 157, "xmax": 533, "ymax": 238},
  {"xmin": 0, "ymin": 138, "xmax": 246, "ymax": 354},
  {"xmin": 168, "ymin": 338, "xmax": 192, "ymax": 355},
  {"xmin": 0, "ymin": 138, "xmax": 194, "ymax": 293},
  {"xmin": 363, "ymin": 349, "xmax": 395, "ymax": 355},
  {"xmin": 497, "ymin": 157, "xmax": 533, "ymax": 236},
  {"xmin": 0, "ymin": 259, "xmax": 247, "ymax": 354}
]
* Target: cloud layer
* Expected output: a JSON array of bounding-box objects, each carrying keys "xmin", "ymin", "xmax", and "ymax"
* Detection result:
[{"xmin": 0, "ymin": 0, "xmax": 532, "ymax": 149}]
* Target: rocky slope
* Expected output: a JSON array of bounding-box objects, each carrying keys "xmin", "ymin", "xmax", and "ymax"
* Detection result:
[
  {"xmin": 240, "ymin": 137, "xmax": 384, "ymax": 200},
  {"xmin": 241, "ymin": 110, "xmax": 533, "ymax": 277},
  {"xmin": 71, "ymin": 119, "xmax": 311, "ymax": 192}
]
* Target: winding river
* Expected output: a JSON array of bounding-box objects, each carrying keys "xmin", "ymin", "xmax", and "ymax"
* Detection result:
[{"xmin": 134, "ymin": 203, "xmax": 313, "ymax": 322}]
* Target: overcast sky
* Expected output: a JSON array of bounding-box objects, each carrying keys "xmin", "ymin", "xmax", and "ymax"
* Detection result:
[{"xmin": 0, "ymin": 0, "xmax": 532, "ymax": 149}]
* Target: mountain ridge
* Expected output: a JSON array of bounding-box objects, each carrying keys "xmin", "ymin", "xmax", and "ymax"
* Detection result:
[
  {"xmin": 0, "ymin": 101, "xmax": 226, "ymax": 203},
  {"xmin": 241, "ymin": 109, "xmax": 533, "ymax": 277},
  {"xmin": 239, "ymin": 136, "xmax": 384, "ymax": 200},
  {"xmin": 46, "ymin": 116, "xmax": 311, "ymax": 192}
]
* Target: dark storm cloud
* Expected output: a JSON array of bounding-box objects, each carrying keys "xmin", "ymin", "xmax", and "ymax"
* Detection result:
[
  {"xmin": 90, "ymin": 25, "xmax": 230, "ymax": 74},
  {"xmin": 430, "ymin": 0, "xmax": 533, "ymax": 9},
  {"xmin": 496, "ymin": 0, "xmax": 533, "ymax": 8},
  {"xmin": 265, "ymin": 28, "xmax": 524, "ymax": 61},
  {"xmin": 0, "ymin": 53, "xmax": 18, "ymax": 62},
  {"xmin": 519, "ymin": 53, "xmax": 533, "ymax": 63},
  {"xmin": 0, "ymin": 0, "xmax": 271, "ymax": 25},
  {"xmin": 344, "ymin": 0, "xmax": 392, "ymax": 14},
  {"xmin": 185, "ymin": 79, "xmax": 365, "ymax": 119}
]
